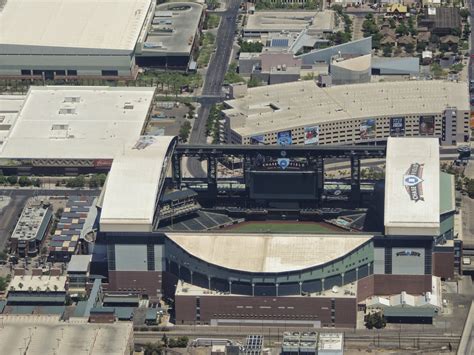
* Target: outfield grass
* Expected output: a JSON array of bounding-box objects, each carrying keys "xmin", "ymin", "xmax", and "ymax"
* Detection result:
[{"xmin": 228, "ymin": 222, "xmax": 335, "ymax": 233}]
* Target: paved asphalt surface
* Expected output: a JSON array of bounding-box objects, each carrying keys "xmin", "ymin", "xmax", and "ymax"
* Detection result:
[{"xmin": 187, "ymin": 0, "xmax": 242, "ymax": 178}]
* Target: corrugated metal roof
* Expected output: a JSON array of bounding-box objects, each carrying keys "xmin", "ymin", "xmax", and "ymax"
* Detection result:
[
  {"xmin": 114, "ymin": 307, "xmax": 134, "ymax": 320},
  {"xmin": 146, "ymin": 308, "xmax": 158, "ymax": 320},
  {"xmin": 384, "ymin": 307, "xmax": 436, "ymax": 317}
]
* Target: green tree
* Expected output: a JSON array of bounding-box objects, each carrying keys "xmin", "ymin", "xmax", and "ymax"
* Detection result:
[
  {"xmin": 179, "ymin": 121, "xmax": 192, "ymax": 143},
  {"xmin": 7, "ymin": 176, "xmax": 17, "ymax": 185},
  {"xmin": 239, "ymin": 40, "xmax": 264, "ymax": 53},
  {"xmin": 161, "ymin": 334, "xmax": 168, "ymax": 347},
  {"xmin": 365, "ymin": 312, "xmax": 387, "ymax": 329},
  {"xmin": 66, "ymin": 175, "xmax": 85, "ymax": 188},
  {"xmin": 430, "ymin": 34, "xmax": 440, "ymax": 44},
  {"xmin": 0, "ymin": 275, "xmax": 11, "ymax": 292},
  {"xmin": 18, "ymin": 176, "xmax": 31, "ymax": 187},
  {"xmin": 89, "ymin": 174, "xmax": 100, "ymax": 188},
  {"xmin": 460, "ymin": 8, "xmax": 471, "ymax": 20},
  {"xmin": 382, "ymin": 44, "xmax": 393, "ymax": 57},
  {"xmin": 167, "ymin": 336, "xmax": 188, "ymax": 348},
  {"xmin": 396, "ymin": 22, "xmax": 409, "ymax": 36},
  {"xmin": 389, "ymin": 18, "xmax": 396, "ymax": 29},
  {"xmin": 205, "ymin": 0, "xmax": 219, "ymax": 10},
  {"xmin": 416, "ymin": 42, "xmax": 427, "ymax": 52},
  {"xmin": 467, "ymin": 179, "xmax": 474, "ymax": 198},
  {"xmin": 247, "ymin": 77, "xmax": 262, "ymax": 88},
  {"xmin": 0, "ymin": 175, "xmax": 7, "ymax": 185},
  {"xmin": 97, "ymin": 173, "xmax": 107, "ymax": 187},
  {"xmin": 404, "ymin": 42, "xmax": 415, "ymax": 53},
  {"xmin": 144, "ymin": 342, "xmax": 163, "ymax": 355},
  {"xmin": 331, "ymin": 4, "xmax": 344, "ymax": 16},
  {"xmin": 439, "ymin": 43, "xmax": 450, "ymax": 52}
]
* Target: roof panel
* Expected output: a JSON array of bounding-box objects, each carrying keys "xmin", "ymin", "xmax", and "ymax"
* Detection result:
[
  {"xmin": 384, "ymin": 137, "xmax": 440, "ymax": 236},
  {"xmin": 0, "ymin": 86, "xmax": 155, "ymax": 160},
  {"xmin": 100, "ymin": 135, "xmax": 176, "ymax": 232},
  {"xmin": 0, "ymin": 0, "xmax": 152, "ymax": 51},
  {"xmin": 166, "ymin": 233, "xmax": 373, "ymax": 273}
]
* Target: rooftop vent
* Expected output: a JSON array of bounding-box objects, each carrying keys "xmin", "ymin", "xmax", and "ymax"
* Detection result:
[
  {"xmin": 58, "ymin": 108, "xmax": 76, "ymax": 115},
  {"xmin": 63, "ymin": 96, "xmax": 80, "ymax": 103}
]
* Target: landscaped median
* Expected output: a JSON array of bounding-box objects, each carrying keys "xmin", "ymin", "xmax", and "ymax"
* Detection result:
[{"xmin": 197, "ymin": 32, "xmax": 216, "ymax": 68}]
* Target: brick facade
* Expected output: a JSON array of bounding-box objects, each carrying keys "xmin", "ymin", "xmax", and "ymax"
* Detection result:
[
  {"xmin": 357, "ymin": 274, "xmax": 432, "ymax": 302},
  {"xmin": 432, "ymin": 251, "xmax": 454, "ymax": 280},
  {"xmin": 175, "ymin": 294, "xmax": 357, "ymax": 328},
  {"xmin": 107, "ymin": 271, "xmax": 162, "ymax": 297}
]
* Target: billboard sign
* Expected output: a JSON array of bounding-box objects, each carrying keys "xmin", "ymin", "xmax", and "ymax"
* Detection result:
[
  {"xmin": 390, "ymin": 117, "xmax": 405, "ymax": 136},
  {"xmin": 403, "ymin": 163, "xmax": 425, "ymax": 202},
  {"xmin": 250, "ymin": 135, "xmax": 265, "ymax": 145},
  {"xmin": 277, "ymin": 130, "xmax": 292, "ymax": 145},
  {"xmin": 304, "ymin": 126, "xmax": 320, "ymax": 145},
  {"xmin": 94, "ymin": 159, "xmax": 113, "ymax": 168},
  {"xmin": 419, "ymin": 116, "xmax": 435, "ymax": 135},
  {"xmin": 360, "ymin": 119, "xmax": 376, "ymax": 140}
]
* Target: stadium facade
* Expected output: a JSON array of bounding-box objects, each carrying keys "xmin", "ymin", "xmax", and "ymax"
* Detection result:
[
  {"xmin": 0, "ymin": 0, "xmax": 203, "ymax": 79},
  {"xmin": 92, "ymin": 137, "xmax": 457, "ymax": 328},
  {"xmin": 223, "ymin": 80, "xmax": 470, "ymax": 146}
]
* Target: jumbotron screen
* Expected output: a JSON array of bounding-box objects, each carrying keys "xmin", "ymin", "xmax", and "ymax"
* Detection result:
[{"xmin": 249, "ymin": 171, "xmax": 317, "ymax": 200}]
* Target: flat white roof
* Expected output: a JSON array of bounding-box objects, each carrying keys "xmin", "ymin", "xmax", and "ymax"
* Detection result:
[
  {"xmin": 384, "ymin": 137, "xmax": 440, "ymax": 236},
  {"xmin": 0, "ymin": 95, "xmax": 25, "ymax": 150},
  {"xmin": 245, "ymin": 10, "xmax": 334, "ymax": 33},
  {"xmin": 167, "ymin": 233, "xmax": 373, "ymax": 273},
  {"xmin": 0, "ymin": 0, "xmax": 152, "ymax": 51},
  {"xmin": 0, "ymin": 86, "xmax": 155, "ymax": 160},
  {"xmin": 67, "ymin": 255, "xmax": 92, "ymax": 273},
  {"xmin": 9, "ymin": 275, "xmax": 67, "ymax": 292},
  {"xmin": 331, "ymin": 54, "xmax": 371, "ymax": 71},
  {"xmin": 100, "ymin": 135, "xmax": 176, "ymax": 232},
  {"xmin": 142, "ymin": 2, "xmax": 204, "ymax": 55},
  {"xmin": 0, "ymin": 316, "xmax": 132, "ymax": 355},
  {"xmin": 224, "ymin": 80, "xmax": 469, "ymax": 137}
]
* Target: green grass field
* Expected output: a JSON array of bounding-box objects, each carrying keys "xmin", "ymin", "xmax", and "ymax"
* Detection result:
[{"xmin": 227, "ymin": 222, "xmax": 336, "ymax": 233}]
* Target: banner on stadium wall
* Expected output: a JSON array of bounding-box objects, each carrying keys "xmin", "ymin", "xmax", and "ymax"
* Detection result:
[
  {"xmin": 419, "ymin": 116, "xmax": 435, "ymax": 135},
  {"xmin": 250, "ymin": 135, "xmax": 265, "ymax": 145},
  {"xmin": 304, "ymin": 126, "xmax": 320, "ymax": 145},
  {"xmin": 277, "ymin": 130, "xmax": 292, "ymax": 145},
  {"xmin": 359, "ymin": 119, "xmax": 376, "ymax": 140},
  {"xmin": 94, "ymin": 159, "xmax": 113, "ymax": 168},
  {"xmin": 390, "ymin": 117, "xmax": 405, "ymax": 136}
]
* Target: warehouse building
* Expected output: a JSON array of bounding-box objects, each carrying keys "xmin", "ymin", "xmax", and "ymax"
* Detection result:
[
  {"xmin": 0, "ymin": 86, "xmax": 156, "ymax": 173},
  {"xmin": 0, "ymin": 0, "xmax": 154, "ymax": 80},
  {"xmin": 222, "ymin": 80, "xmax": 469, "ymax": 146}
]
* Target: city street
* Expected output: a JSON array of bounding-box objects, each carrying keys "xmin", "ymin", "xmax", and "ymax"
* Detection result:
[{"xmin": 187, "ymin": 0, "xmax": 241, "ymax": 178}]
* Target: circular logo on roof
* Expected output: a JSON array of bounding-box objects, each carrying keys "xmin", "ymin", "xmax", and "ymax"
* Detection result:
[
  {"xmin": 403, "ymin": 175, "xmax": 423, "ymax": 187},
  {"xmin": 280, "ymin": 150, "xmax": 287, "ymax": 157}
]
